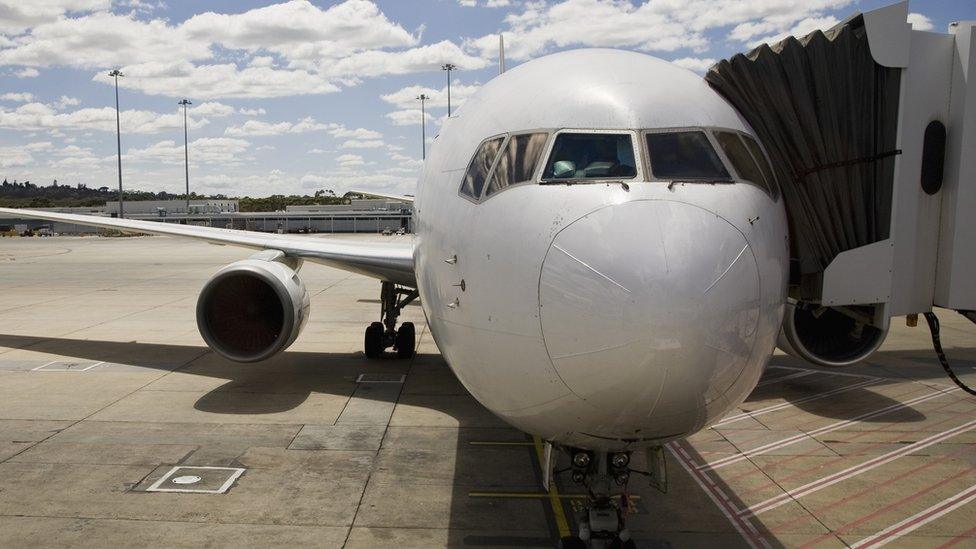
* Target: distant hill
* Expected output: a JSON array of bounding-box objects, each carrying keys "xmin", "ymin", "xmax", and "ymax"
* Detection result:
[{"xmin": 0, "ymin": 180, "xmax": 350, "ymax": 212}]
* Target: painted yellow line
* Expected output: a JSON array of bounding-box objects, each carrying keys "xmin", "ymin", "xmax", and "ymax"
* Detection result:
[{"xmin": 533, "ymin": 436, "xmax": 571, "ymax": 538}]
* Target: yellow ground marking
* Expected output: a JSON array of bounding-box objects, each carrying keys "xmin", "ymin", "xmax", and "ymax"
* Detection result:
[
  {"xmin": 468, "ymin": 441, "xmax": 536, "ymax": 446},
  {"xmin": 533, "ymin": 436, "xmax": 572, "ymax": 538}
]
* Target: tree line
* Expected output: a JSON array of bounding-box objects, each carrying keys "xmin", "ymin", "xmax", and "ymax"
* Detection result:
[{"xmin": 0, "ymin": 180, "xmax": 350, "ymax": 212}]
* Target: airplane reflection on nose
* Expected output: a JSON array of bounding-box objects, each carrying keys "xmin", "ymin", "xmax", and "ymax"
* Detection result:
[{"xmin": 539, "ymin": 199, "xmax": 762, "ymax": 437}]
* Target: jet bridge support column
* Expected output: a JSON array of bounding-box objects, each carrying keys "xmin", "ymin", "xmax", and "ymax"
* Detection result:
[{"xmin": 935, "ymin": 21, "xmax": 976, "ymax": 310}]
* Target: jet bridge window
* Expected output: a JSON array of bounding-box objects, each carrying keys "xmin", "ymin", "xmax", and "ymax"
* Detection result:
[
  {"xmin": 645, "ymin": 131, "xmax": 730, "ymax": 180},
  {"xmin": 460, "ymin": 136, "xmax": 505, "ymax": 199},
  {"xmin": 541, "ymin": 133, "xmax": 637, "ymax": 181},
  {"xmin": 485, "ymin": 132, "xmax": 549, "ymax": 196},
  {"xmin": 715, "ymin": 130, "xmax": 772, "ymax": 195}
]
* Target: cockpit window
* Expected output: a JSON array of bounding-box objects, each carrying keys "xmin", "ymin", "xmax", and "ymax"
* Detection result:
[
  {"xmin": 742, "ymin": 134, "xmax": 779, "ymax": 197},
  {"xmin": 541, "ymin": 133, "xmax": 637, "ymax": 181},
  {"xmin": 485, "ymin": 132, "xmax": 549, "ymax": 196},
  {"xmin": 645, "ymin": 131, "xmax": 730, "ymax": 180},
  {"xmin": 460, "ymin": 136, "xmax": 504, "ymax": 199},
  {"xmin": 715, "ymin": 130, "xmax": 771, "ymax": 194}
]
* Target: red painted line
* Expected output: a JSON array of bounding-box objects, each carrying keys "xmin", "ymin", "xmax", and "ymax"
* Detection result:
[
  {"xmin": 766, "ymin": 437, "xmax": 975, "ymax": 533},
  {"xmin": 701, "ymin": 387, "xmax": 960, "ymax": 470},
  {"xmin": 851, "ymin": 483, "xmax": 976, "ymax": 548},
  {"xmin": 718, "ymin": 381, "xmax": 935, "ymax": 450},
  {"xmin": 936, "ymin": 523, "xmax": 976, "ymax": 548},
  {"xmin": 797, "ymin": 467, "xmax": 975, "ymax": 549},
  {"xmin": 740, "ymin": 418, "xmax": 976, "ymax": 516},
  {"xmin": 725, "ymin": 397, "xmax": 968, "ymax": 492},
  {"xmin": 668, "ymin": 441, "xmax": 771, "ymax": 549}
]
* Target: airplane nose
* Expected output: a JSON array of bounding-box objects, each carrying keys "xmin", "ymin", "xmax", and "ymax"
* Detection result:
[{"xmin": 539, "ymin": 200, "xmax": 761, "ymax": 437}]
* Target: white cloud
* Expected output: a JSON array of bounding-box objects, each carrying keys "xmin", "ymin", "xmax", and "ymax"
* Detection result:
[
  {"xmin": 670, "ymin": 57, "xmax": 716, "ymax": 72},
  {"xmin": 55, "ymin": 95, "xmax": 81, "ymax": 108},
  {"xmin": 181, "ymin": 0, "xmax": 417, "ymax": 66},
  {"xmin": 90, "ymin": 61, "xmax": 341, "ymax": 99},
  {"xmin": 336, "ymin": 153, "xmax": 364, "ymax": 167},
  {"xmin": 0, "ymin": 0, "xmax": 111, "ymax": 34},
  {"xmin": 0, "ymin": 145, "xmax": 34, "ymax": 168},
  {"xmin": 239, "ymin": 107, "xmax": 267, "ymax": 116},
  {"xmin": 907, "ymin": 12, "xmax": 934, "ymax": 32},
  {"xmin": 466, "ymin": 0, "xmax": 854, "ymax": 61},
  {"xmin": 0, "ymin": 92, "xmax": 35, "ymax": 102},
  {"xmin": 224, "ymin": 116, "xmax": 328, "ymax": 137},
  {"xmin": 322, "ymin": 41, "xmax": 490, "ymax": 78},
  {"xmin": 380, "ymin": 81, "xmax": 480, "ymax": 110},
  {"xmin": 14, "ymin": 67, "xmax": 40, "ymax": 78},
  {"xmin": 126, "ymin": 137, "xmax": 251, "ymax": 165},
  {"xmin": 0, "ymin": 12, "xmax": 210, "ymax": 69},
  {"xmin": 339, "ymin": 139, "xmax": 384, "ymax": 149},
  {"xmin": 327, "ymin": 124, "xmax": 382, "ymax": 139},
  {"xmin": 385, "ymin": 109, "xmax": 432, "ymax": 126},
  {"xmin": 752, "ymin": 15, "xmax": 840, "ymax": 46},
  {"xmin": 0, "ymin": 102, "xmax": 211, "ymax": 133},
  {"xmin": 190, "ymin": 101, "xmax": 236, "ymax": 118}
]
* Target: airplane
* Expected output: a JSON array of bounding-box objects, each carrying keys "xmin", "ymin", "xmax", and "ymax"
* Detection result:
[{"xmin": 2, "ymin": 4, "xmax": 975, "ymax": 546}]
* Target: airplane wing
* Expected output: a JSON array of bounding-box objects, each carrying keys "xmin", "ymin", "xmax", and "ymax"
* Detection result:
[{"xmin": 0, "ymin": 207, "xmax": 416, "ymax": 286}]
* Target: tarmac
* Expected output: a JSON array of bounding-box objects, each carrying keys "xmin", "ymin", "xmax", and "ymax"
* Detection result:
[{"xmin": 0, "ymin": 235, "xmax": 975, "ymax": 548}]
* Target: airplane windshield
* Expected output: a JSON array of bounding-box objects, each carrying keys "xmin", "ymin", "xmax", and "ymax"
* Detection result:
[
  {"xmin": 541, "ymin": 133, "xmax": 637, "ymax": 180},
  {"xmin": 645, "ymin": 131, "xmax": 730, "ymax": 180}
]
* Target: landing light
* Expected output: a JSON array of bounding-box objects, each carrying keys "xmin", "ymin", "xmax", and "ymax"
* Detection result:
[
  {"xmin": 611, "ymin": 452, "xmax": 630, "ymax": 469},
  {"xmin": 572, "ymin": 451, "xmax": 592, "ymax": 468}
]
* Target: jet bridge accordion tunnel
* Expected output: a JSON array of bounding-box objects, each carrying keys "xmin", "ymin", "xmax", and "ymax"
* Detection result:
[{"xmin": 706, "ymin": 2, "xmax": 976, "ymax": 367}]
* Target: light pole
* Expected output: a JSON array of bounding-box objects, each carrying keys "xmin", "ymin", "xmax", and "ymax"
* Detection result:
[
  {"xmin": 417, "ymin": 93, "xmax": 429, "ymax": 160},
  {"xmin": 178, "ymin": 99, "xmax": 192, "ymax": 217},
  {"xmin": 441, "ymin": 63, "xmax": 456, "ymax": 117},
  {"xmin": 109, "ymin": 69, "xmax": 124, "ymax": 218}
]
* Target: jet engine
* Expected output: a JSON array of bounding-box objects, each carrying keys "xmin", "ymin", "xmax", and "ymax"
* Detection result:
[
  {"xmin": 196, "ymin": 253, "xmax": 309, "ymax": 363},
  {"xmin": 777, "ymin": 302, "xmax": 887, "ymax": 368}
]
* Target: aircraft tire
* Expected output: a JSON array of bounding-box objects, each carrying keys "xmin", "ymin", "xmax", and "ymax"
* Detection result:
[
  {"xmin": 365, "ymin": 322, "xmax": 384, "ymax": 358},
  {"xmin": 396, "ymin": 322, "xmax": 415, "ymax": 359}
]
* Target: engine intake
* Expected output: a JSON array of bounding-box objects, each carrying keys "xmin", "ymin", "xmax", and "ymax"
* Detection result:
[
  {"xmin": 777, "ymin": 302, "xmax": 887, "ymax": 367},
  {"xmin": 196, "ymin": 256, "xmax": 309, "ymax": 362}
]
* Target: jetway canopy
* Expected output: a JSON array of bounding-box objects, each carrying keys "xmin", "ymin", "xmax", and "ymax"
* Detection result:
[
  {"xmin": 706, "ymin": 15, "xmax": 900, "ymax": 277},
  {"xmin": 706, "ymin": 1, "xmax": 976, "ymax": 324}
]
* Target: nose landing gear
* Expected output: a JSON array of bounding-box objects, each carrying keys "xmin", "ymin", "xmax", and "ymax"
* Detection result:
[
  {"xmin": 555, "ymin": 446, "xmax": 665, "ymax": 549},
  {"xmin": 364, "ymin": 281, "xmax": 418, "ymax": 359}
]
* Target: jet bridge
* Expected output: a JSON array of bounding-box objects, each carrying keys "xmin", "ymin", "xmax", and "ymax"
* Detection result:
[{"xmin": 706, "ymin": 2, "xmax": 976, "ymax": 365}]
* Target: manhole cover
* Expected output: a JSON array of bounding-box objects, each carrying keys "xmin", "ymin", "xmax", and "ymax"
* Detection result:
[
  {"xmin": 172, "ymin": 475, "xmax": 202, "ymax": 485},
  {"xmin": 356, "ymin": 373, "xmax": 406, "ymax": 383}
]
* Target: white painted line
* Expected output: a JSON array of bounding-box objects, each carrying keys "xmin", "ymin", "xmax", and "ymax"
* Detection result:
[
  {"xmin": 850, "ymin": 482, "xmax": 976, "ymax": 548},
  {"xmin": 668, "ymin": 442, "xmax": 771, "ymax": 549},
  {"xmin": 31, "ymin": 360, "xmax": 104, "ymax": 372},
  {"xmin": 771, "ymin": 365, "xmax": 883, "ymax": 380},
  {"xmin": 700, "ymin": 386, "xmax": 961, "ymax": 471},
  {"xmin": 715, "ymin": 378, "xmax": 884, "ymax": 427},
  {"xmin": 146, "ymin": 466, "xmax": 245, "ymax": 494},
  {"xmin": 740, "ymin": 417, "xmax": 976, "ymax": 516},
  {"xmin": 755, "ymin": 370, "xmax": 818, "ymax": 387}
]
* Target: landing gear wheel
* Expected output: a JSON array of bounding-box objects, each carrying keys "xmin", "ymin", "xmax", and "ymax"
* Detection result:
[
  {"xmin": 364, "ymin": 322, "xmax": 384, "ymax": 358},
  {"xmin": 395, "ymin": 322, "xmax": 415, "ymax": 359},
  {"xmin": 558, "ymin": 536, "xmax": 587, "ymax": 549}
]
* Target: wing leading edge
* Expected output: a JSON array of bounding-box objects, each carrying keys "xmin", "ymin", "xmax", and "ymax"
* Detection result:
[{"xmin": 0, "ymin": 207, "xmax": 416, "ymax": 287}]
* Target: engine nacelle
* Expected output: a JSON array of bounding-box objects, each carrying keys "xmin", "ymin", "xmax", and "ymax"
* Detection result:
[
  {"xmin": 196, "ymin": 253, "xmax": 310, "ymax": 363},
  {"xmin": 777, "ymin": 302, "xmax": 887, "ymax": 368}
]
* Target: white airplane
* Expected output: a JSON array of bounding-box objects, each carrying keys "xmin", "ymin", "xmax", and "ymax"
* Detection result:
[{"xmin": 4, "ymin": 5, "xmax": 976, "ymax": 542}]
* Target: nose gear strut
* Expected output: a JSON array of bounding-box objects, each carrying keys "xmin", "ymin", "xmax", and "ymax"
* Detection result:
[
  {"xmin": 554, "ymin": 448, "xmax": 654, "ymax": 549},
  {"xmin": 364, "ymin": 281, "xmax": 418, "ymax": 359}
]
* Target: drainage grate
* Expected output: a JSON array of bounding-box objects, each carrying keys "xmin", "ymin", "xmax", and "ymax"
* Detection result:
[
  {"xmin": 146, "ymin": 466, "xmax": 245, "ymax": 494},
  {"xmin": 356, "ymin": 373, "xmax": 406, "ymax": 383},
  {"xmin": 32, "ymin": 360, "xmax": 104, "ymax": 372}
]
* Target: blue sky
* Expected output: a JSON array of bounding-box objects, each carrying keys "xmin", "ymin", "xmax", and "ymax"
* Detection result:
[{"xmin": 0, "ymin": 0, "xmax": 972, "ymax": 198}]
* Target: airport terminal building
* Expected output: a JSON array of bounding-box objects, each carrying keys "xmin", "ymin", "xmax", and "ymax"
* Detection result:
[{"xmin": 0, "ymin": 198, "xmax": 412, "ymax": 235}]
